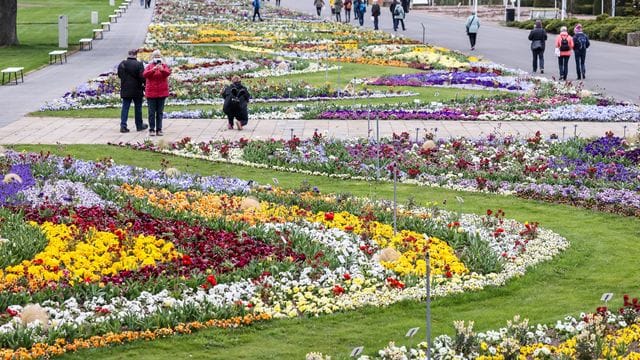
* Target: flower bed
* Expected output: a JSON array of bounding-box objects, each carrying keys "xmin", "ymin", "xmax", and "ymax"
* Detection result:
[
  {"xmin": 0, "ymin": 151, "xmax": 567, "ymax": 357},
  {"xmin": 112, "ymin": 131, "xmax": 640, "ymax": 217}
]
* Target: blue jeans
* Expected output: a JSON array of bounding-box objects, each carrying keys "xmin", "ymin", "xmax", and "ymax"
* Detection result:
[
  {"xmin": 532, "ymin": 49, "xmax": 544, "ymax": 72},
  {"xmin": 120, "ymin": 97, "xmax": 143, "ymax": 130},
  {"xmin": 373, "ymin": 15, "xmax": 379, "ymax": 29},
  {"xmin": 558, "ymin": 55, "xmax": 570, "ymax": 80},
  {"xmin": 574, "ymin": 51, "xmax": 586, "ymax": 78},
  {"xmin": 358, "ymin": 11, "xmax": 364, "ymax": 26},
  {"xmin": 147, "ymin": 97, "xmax": 166, "ymax": 131}
]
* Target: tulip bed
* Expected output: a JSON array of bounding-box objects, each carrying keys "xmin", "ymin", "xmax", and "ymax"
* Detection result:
[
  {"xmin": 36, "ymin": 0, "xmax": 640, "ymax": 121},
  {"xmin": 0, "ymin": 150, "xmax": 568, "ymax": 358},
  {"xmin": 113, "ymin": 130, "xmax": 640, "ymax": 217}
]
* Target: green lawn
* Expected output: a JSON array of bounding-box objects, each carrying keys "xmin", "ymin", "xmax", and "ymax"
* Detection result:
[
  {"xmin": 0, "ymin": 0, "xmax": 119, "ymax": 73},
  {"xmin": 11, "ymin": 144, "xmax": 640, "ymax": 359}
]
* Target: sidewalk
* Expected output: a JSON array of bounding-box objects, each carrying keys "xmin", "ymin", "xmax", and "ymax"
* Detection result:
[
  {"xmin": 0, "ymin": 2, "xmax": 154, "ymax": 127},
  {"xmin": 0, "ymin": 117, "xmax": 633, "ymax": 144}
]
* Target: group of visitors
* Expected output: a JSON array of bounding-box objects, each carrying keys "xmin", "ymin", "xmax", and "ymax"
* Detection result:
[
  {"xmin": 528, "ymin": 21, "xmax": 590, "ymax": 80},
  {"xmin": 118, "ymin": 50, "xmax": 251, "ymax": 134},
  {"xmin": 315, "ymin": 0, "xmax": 409, "ymax": 30}
]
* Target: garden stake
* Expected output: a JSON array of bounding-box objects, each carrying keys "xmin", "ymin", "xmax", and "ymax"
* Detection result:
[
  {"xmin": 426, "ymin": 250, "xmax": 432, "ymax": 360},
  {"xmin": 393, "ymin": 163, "xmax": 397, "ymax": 235},
  {"xmin": 562, "ymin": 126, "xmax": 566, "ymax": 140},
  {"xmin": 574, "ymin": 124, "xmax": 578, "ymax": 137},
  {"xmin": 415, "ymin": 128, "xmax": 419, "ymax": 143},
  {"xmin": 624, "ymin": 125, "xmax": 627, "ymax": 138}
]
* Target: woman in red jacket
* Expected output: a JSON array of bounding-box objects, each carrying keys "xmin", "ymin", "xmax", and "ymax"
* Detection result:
[
  {"xmin": 554, "ymin": 26, "xmax": 574, "ymax": 81},
  {"xmin": 143, "ymin": 50, "xmax": 171, "ymax": 136}
]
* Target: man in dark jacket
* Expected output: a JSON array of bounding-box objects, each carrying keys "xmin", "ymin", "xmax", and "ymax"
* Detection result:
[
  {"xmin": 117, "ymin": 49, "xmax": 148, "ymax": 133},
  {"xmin": 401, "ymin": 0, "xmax": 410, "ymax": 13},
  {"xmin": 371, "ymin": 0, "xmax": 381, "ymax": 30},
  {"xmin": 221, "ymin": 75, "xmax": 251, "ymax": 130},
  {"xmin": 528, "ymin": 20, "xmax": 547, "ymax": 74}
]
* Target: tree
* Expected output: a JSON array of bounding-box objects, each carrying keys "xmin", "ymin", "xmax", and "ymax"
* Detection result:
[{"xmin": 0, "ymin": 0, "xmax": 19, "ymax": 46}]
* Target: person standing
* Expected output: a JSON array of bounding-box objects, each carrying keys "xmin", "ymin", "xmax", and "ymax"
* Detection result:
[
  {"xmin": 144, "ymin": 0, "xmax": 151, "ymax": 8},
  {"xmin": 357, "ymin": 0, "xmax": 366, "ymax": 26},
  {"xmin": 465, "ymin": 11, "xmax": 480, "ymax": 50},
  {"xmin": 314, "ymin": 0, "xmax": 324, "ymax": 16},
  {"xmin": 221, "ymin": 75, "xmax": 251, "ymax": 131},
  {"xmin": 393, "ymin": 0, "xmax": 405, "ymax": 31},
  {"xmin": 143, "ymin": 50, "xmax": 171, "ymax": 136},
  {"xmin": 371, "ymin": 0, "xmax": 381, "ymax": 30},
  {"xmin": 573, "ymin": 24, "xmax": 590, "ymax": 80},
  {"xmin": 528, "ymin": 20, "xmax": 547, "ymax": 74},
  {"xmin": 353, "ymin": 0, "xmax": 361, "ymax": 22},
  {"xmin": 252, "ymin": 0, "xmax": 263, "ymax": 21},
  {"xmin": 344, "ymin": 0, "xmax": 352, "ymax": 22},
  {"xmin": 334, "ymin": 0, "xmax": 343, "ymax": 22},
  {"xmin": 276, "ymin": 0, "xmax": 281, "ymax": 5},
  {"xmin": 117, "ymin": 50, "xmax": 148, "ymax": 133},
  {"xmin": 555, "ymin": 26, "xmax": 574, "ymax": 81}
]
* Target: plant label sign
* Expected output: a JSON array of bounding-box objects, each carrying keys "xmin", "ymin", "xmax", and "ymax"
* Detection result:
[
  {"xmin": 601, "ymin": 293, "xmax": 614, "ymax": 302},
  {"xmin": 350, "ymin": 346, "xmax": 364, "ymax": 357},
  {"xmin": 405, "ymin": 327, "xmax": 420, "ymax": 338}
]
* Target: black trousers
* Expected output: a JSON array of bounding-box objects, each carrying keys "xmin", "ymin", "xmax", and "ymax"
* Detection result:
[
  {"xmin": 253, "ymin": 8, "xmax": 262, "ymax": 21},
  {"xmin": 468, "ymin": 32, "xmax": 477, "ymax": 48}
]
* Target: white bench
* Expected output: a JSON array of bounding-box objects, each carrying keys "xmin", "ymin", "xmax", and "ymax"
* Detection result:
[
  {"xmin": 79, "ymin": 38, "xmax": 93, "ymax": 51},
  {"xmin": 1, "ymin": 67, "xmax": 25, "ymax": 85},
  {"xmin": 109, "ymin": 14, "xmax": 117, "ymax": 23},
  {"xmin": 48, "ymin": 50, "xmax": 68, "ymax": 64},
  {"xmin": 93, "ymin": 29, "xmax": 104, "ymax": 40},
  {"xmin": 101, "ymin": 22, "xmax": 111, "ymax": 31}
]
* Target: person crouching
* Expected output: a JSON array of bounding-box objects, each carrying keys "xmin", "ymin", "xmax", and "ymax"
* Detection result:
[{"xmin": 221, "ymin": 75, "xmax": 251, "ymax": 130}]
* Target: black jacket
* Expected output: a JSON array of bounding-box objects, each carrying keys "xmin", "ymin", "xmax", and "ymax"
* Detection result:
[
  {"xmin": 371, "ymin": 4, "xmax": 380, "ymax": 16},
  {"xmin": 222, "ymin": 82, "xmax": 251, "ymax": 114},
  {"xmin": 401, "ymin": 0, "xmax": 409, "ymax": 12},
  {"xmin": 117, "ymin": 57, "xmax": 145, "ymax": 98},
  {"xmin": 389, "ymin": 2, "xmax": 396, "ymax": 14},
  {"xmin": 528, "ymin": 28, "xmax": 547, "ymax": 50}
]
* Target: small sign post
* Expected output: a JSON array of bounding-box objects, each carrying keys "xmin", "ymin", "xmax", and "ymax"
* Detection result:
[{"xmin": 350, "ymin": 346, "xmax": 364, "ymax": 358}]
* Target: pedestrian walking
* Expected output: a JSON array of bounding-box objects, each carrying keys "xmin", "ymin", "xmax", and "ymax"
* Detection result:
[
  {"xmin": 573, "ymin": 23, "xmax": 590, "ymax": 80},
  {"xmin": 117, "ymin": 49, "xmax": 148, "ymax": 133},
  {"xmin": 357, "ymin": 0, "xmax": 366, "ymax": 26},
  {"xmin": 554, "ymin": 26, "xmax": 574, "ymax": 81},
  {"xmin": 329, "ymin": 0, "xmax": 335, "ymax": 18},
  {"xmin": 371, "ymin": 0, "xmax": 381, "ymax": 30},
  {"xmin": 353, "ymin": 0, "xmax": 360, "ymax": 22},
  {"xmin": 276, "ymin": 0, "xmax": 281, "ymax": 5},
  {"xmin": 528, "ymin": 19, "xmax": 547, "ymax": 74},
  {"xmin": 314, "ymin": 0, "xmax": 324, "ymax": 16},
  {"xmin": 392, "ymin": 0, "xmax": 405, "ymax": 31},
  {"xmin": 144, "ymin": 0, "xmax": 151, "ymax": 8},
  {"xmin": 465, "ymin": 11, "xmax": 480, "ymax": 50},
  {"xmin": 344, "ymin": 0, "xmax": 352, "ymax": 22},
  {"xmin": 334, "ymin": 0, "xmax": 343, "ymax": 22},
  {"xmin": 252, "ymin": 0, "xmax": 263, "ymax": 21},
  {"xmin": 221, "ymin": 75, "xmax": 251, "ymax": 131},
  {"xmin": 401, "ymin": 0, "xmax": 410, "ymax": 14},
  {"xmin": 143, "ymin": 50, "xmax": 171, "ymax": 137}
]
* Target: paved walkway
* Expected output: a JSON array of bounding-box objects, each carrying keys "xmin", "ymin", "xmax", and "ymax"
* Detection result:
[
  {"xmin": 0, "ymin": 1, "xmax": 636, "ymax": 145},
  {"xmin": 0, "ymin": 117, "xmax": 634, "ymax": 143},
  {"xmin": 278, "ymin": 0, "xmax": 640, "ymax": 104},
  {"xmin": 0, "ymin": 1, "xmax": 154, "ymax": 126}
]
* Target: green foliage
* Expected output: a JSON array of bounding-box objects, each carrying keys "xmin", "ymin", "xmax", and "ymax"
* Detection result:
[{"xmin": 0, "ymin": 208, "xmax": 48, "ymax": 269}]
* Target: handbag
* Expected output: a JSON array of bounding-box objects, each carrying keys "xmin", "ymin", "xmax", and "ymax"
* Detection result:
[
  {"xmin": 531, "ymin": 40, "xmax": 543, "ymax": 51},
  {"xmin": 554, "ymin": 47, "xmax": 561, "ymax": 57}
]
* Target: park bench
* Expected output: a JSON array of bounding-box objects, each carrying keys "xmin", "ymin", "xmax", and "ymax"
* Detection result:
[
  {"xmin": 79, "ymin": 38, "xmax": 93, "ymax": 51},
  {"xmin": 101, "ymin": 22, "xmax": 111, "ymax": 31},
  {"xmin": 109, "ymin": 14, "xmax": 118, "ymax": 23},
  {"xmin": 93, "ymin": 29, "xmax": 104, "ymax": 40},
  {"xmin": 530, "ymin": 8, "xmax": 559, "ymax": 19},
  {"xmin": 1, "ymin": 67, "xmax": 25, "ymax": 85},
  {"xmin": 48, "ymin": 50, "xmax": 68, "ymax": 64}
]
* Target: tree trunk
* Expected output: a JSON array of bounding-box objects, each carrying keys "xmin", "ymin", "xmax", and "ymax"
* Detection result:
[{"xmin": 0, "ymin": 0, "xmax": 19, "ymax": 46}]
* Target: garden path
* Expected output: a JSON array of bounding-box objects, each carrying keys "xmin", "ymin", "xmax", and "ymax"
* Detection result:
[
  {"xmin": 277, "ymin": 0, "xmax": 640, "ymax": 104},
  {"xmin": 0, "ymin": 116, "xmax": 634, "ymax": 144},
  {"xmin": 0, "ymin": 1, "xmax": 154, "ymax": 126}
]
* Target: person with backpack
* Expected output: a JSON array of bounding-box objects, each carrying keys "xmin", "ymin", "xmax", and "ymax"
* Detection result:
[
  {"xmin": 117, "ymin": 50, "xmax": 148, "ymax": 133},
  {"xmin": 143, "ymin": 50, "xmax": 171, "ymax": 136},
  {"xmin": 528, "ymin": 20, "xmax": 547, "ymax": 74},
  {"xmin": 252, "ymin": 0, "xmax": 263, "ymax": 21},
  {"xmin": 555, "ymin": 26, "xmax": 574, "ymax": 81},
  {"xmin": 393, "ymin": 1, "xmax": 406, "ymax": 31},
  {"xmin": 343, "ymin": 0, "xmax": 352, "ymax": 22},
  {"xmin": 221, "ymin": 75, "xmax": 251, "ymax": 130},
  {"xmin": 371, "ymin": 0, "xmax": 381, "ymax": 30},
  {"xmin": 573, "ymin": 23, "xmax": 590, "ymax": 80},
  {"xmin": 334, "ymin": 0, "xmax": 343, "ymax": 21},
  {"xmin": 464, "ymin": 11, "xmax": 480, "ymax": 50},
  {"xmin": 314, "ymin": 0, "xmax": 324, "ymax": 16},
  {"xmin": 357, "ymin": 0, "xmax": 366, "ymax": 26}
]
